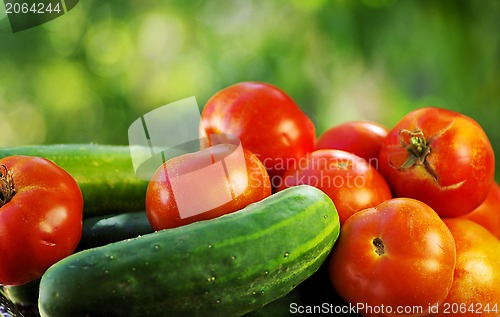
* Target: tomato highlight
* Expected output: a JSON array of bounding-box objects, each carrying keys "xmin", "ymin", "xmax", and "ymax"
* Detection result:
[
  {"xmin": 199, "ymin": 82, "xmax": 316, "ymax": 185},
  {"xmin": 278, "ymin": 149, "xmax": 392, "ymax": 225},
  {"xmin": 379, "ymin": 107, "xmax": 495, "ymax": 217},
  {"xmin": 145, "ymin": 144, "xmax": 271, "ymax": 230},
  {"xmin": 329, "ymin": 198, "xmax": 457, "ymax": 317},
  {"xmin": 0, "ymin": 156, "xmax": 83, "ymax": 286}
]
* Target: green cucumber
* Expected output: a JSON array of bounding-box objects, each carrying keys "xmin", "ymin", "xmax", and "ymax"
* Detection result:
[
  {"xmin": 38, "ymin": 185, "xmax": 340, "ymax": 317},
  {"xmin": 0, "ymin": 144, "xmax": 149, "ymax": 217},
  {"xmin": 76, "ymin": 211, "xmax": 154, "ymax": 251},
  {"xmin": 244, "ymin": 261, "xmax": 362, "ymax": 317}
]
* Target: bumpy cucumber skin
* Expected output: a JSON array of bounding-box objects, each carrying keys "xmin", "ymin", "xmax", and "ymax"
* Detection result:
[
  {"xmin": 244, "ymin": 261, "xmax": 362, "ymax": 317},
  {"xmin": 0, "ymin": 144, "xmax": 148, "ymax": 218},
  {"xmin": 38, "ymin": 185, "xmax": 340, "ymax": 317}
]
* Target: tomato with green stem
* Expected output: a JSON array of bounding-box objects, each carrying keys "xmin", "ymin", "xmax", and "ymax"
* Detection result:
[
  {"xmin": 378, "ymin": 107, "xmax": 495, "ymax": 217},
  {"xmin": 0, "ymin": 156, "xmax": 83, "ymax": 286}
]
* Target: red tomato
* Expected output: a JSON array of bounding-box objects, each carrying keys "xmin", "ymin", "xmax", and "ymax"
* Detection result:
[
  {"xmin": 329, "ymin": 198, "xmax": 457, "ymax": 317},
  {"xmin": 199, "ymin": 82, "xmax": 316, "ymax": 184},
  {"xmin": 378, "ymin": 107, "xmax": 495, "ymax": 217},
  {"xmin": 0, "ymin": 156, "xmax": 83, "ymax": 286},
  {"xmin": 145, "ymin": 144, "xmax": 271, "ymax": 230},
  {"xmin": 430, "ymin": 218, "xmax": 500, "ymax": 317},
  {"xmin": 277, "ymin": 149, "xmax": 392, "ymax": 225},
  {"xmin": 460, "ymin": 181, "xmax": 500, "ymax": 239},
  {"xmin": 316, "ymin": 120, "xmax": 389, "ymax": 167}
]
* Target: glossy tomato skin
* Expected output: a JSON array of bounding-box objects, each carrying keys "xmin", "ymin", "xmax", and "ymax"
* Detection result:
[
  {"xmin": 277, "ymin": 149, "xmax": 392, "ymax": 225},
  {"xmin": 430, "ymin": 218, "xmax": 500, "ymax": 317},
  {"xmin": 146, "ymin": 144, "xmax": 271, "ymax": 230},
  {"xmin": 199, "ymin": 82, "xmax": 316, "ymax": 183},
  {"xmin": 316, "ymin": 121, "xmax": 389, "ymax": 166},
  {"xmin": 378, "ymin": 107, "xmax": 495, "ymax": 217},
  {"xmin": 460, "ymin": 181, "xmax": 500, "ymax": 239},
  {"xmin": 329, "ymin": 198, "xmax": 456, "ymax": 317},
  {"xmin": 0, "ymin": 156, "xmax": 83, "ymax": 286}
]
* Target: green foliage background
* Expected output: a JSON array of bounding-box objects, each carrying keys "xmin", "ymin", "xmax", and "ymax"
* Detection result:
[{"xmin": 1, "ymin": 0, "xmax": 499, "ymax": 174}]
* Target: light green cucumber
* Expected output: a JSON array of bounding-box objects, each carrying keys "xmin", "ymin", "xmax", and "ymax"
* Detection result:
[
  {"xmin": 38, "ymin": 185, "xmax": 340, "ymax": 317},
  {"xmin": 0, "ymin": 144, "xmax": 149, "ymax": 217}
]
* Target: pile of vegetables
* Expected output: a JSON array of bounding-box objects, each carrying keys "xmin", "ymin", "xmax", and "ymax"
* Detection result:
[{"xmin": 0, "ymin": 82, "xmax": 498, "ymax": 317}]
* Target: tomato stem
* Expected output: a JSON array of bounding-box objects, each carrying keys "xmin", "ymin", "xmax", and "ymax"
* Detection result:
[
  {"xmin": 396, "ymin": 129, "xmax": 440, "ymax": 181},
  {"xmin": 0, "ymin": 165, "xmax": 15, "ymax": 207},
  {"xmin": 373, "ymin": 237, "xmax": 385, "ymax": 256},
  {"xmin": 398, "ymin": 129, "xmax": 431, "ymax": 168}
]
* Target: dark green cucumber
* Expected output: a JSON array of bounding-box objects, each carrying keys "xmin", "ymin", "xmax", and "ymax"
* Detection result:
[
  {"xmin": 0, "ymin": 144, "xmax": 149, "ymax": 217},
  {"xmin": 38, "ymin": 185, "xmax": 340, "ymax": 317},
  {"xmin": 244, "ymin": 261, "xmax": 362, "ymax": 317},
  {"xmin": 76, "ymin": 211, "xmax": 154, "ymax": 251}
]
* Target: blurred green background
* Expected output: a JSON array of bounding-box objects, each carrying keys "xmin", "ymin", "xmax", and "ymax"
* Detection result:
[{"xmin": 1, "ymin": 0, "xmax": 499, "ymax": 173}]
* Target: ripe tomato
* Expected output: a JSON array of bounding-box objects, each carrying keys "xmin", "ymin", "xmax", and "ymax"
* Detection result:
[
  {"xmin": 145, "ymin": 143, "xmax": 271, "ymax": 230},
  {"xmin": 329, "ymin": 198, "xmax": 456, "ymax": 317},
  {"xmin": 378, "ymin": 107, "xmax": 495, "ymax": 217},
  {"xmin": 199, "ymin": 82, "xmax": 316, "ymax": 184},
  {"xmin": 316, "ymin": 120, "xmax": 389, "ymax": 167},
  {"xmin": 277, "ymin": 149, "xmax": 392, "ymax": 225},
  {"xmin": 0, "ymin": 156, "xmax": 83, "ymax": 286},
  {"xmin": 460, "ymin": 181, "xmax": 500, "ymax": 239},
  {"xmin": 430, "ymin": 218, "xmax": 500, "ymax": 317}
]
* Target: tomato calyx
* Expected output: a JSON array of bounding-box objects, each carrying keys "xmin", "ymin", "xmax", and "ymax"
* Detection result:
[
  {"xmin": 398, "ymin": 129, "xmax": 430, "ymax": 167},
  {"xmin": 393, "ymin": 129, "xmax": 439, "ymax": 181},
  {"xmin": 0, "ymin": 165, "xmax": 15, "ymax": 207},
  {"xmin": 373, "ymin": 237, "xmax": 385, "ymax": 256}
]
